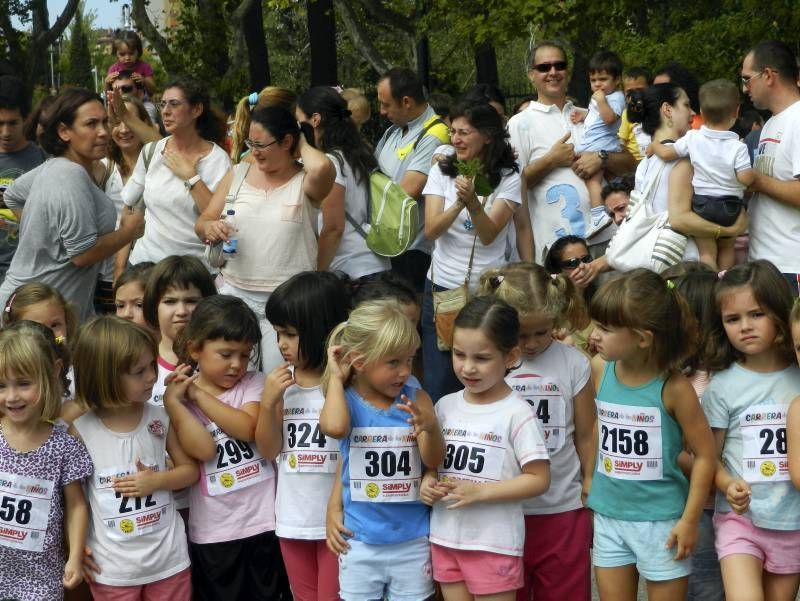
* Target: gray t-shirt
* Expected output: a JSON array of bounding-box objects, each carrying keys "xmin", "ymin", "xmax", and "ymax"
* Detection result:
[
  {"xmin": 0, "ymin": 142, "xmax": 48, "ymax": 282},
  {"xmin": 0, "ymin": 158, "xmax": 117, "ymax": 320}
]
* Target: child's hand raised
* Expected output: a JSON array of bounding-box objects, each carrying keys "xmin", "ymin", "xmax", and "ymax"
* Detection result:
[
  {"xmin": 591, "ymin": 89, "xmax": 607, "ymax": 103},
  {"xmin": 263, "ymin": 363, "xmax": 294, "ymax": 408},
  {"xmin": 397, "ymin": 394, "xmax": 437, "ymax": 438},
  {"xmin": 420, "ymin": 472, "xmax": 447, "ymax": 506},
  {"xmin": 164, "ymin": 364, "xmax": 198, "ymax": 404},
  {"xmin": 326, "ymin": 345, "xmax": 351, "ymax": 383},
  {"xmin": 726, "ymin": 479, "xmax": 752, "ymax": 513},
  {"xmin": 439, "ymin": 478, "xmax": 486, "ymax": 509}
]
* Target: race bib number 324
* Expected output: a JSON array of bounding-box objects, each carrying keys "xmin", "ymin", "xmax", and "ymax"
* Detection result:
[{"xmin": 597, "ymin": 401, "xmax": 663, "ymax": 481}]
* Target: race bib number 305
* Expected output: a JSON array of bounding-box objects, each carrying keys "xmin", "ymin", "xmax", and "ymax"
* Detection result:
[
  {"xmin": 203, "ymin": 422, "xmax": 273, "ymax": 496},
  {"xmin": 597, "ymin": 401, "xmax": 663, "ymax": 481},
  {"xmin": 0, "ymin": 471, "xmax": 54, "ymax": 552},
  {"xmin": 281, "ymin": 409, "xmax": 338, "ymax": 473},
  {"xmin": 95, "ymin": 465, "xmax": 171, "ymax": 540},
  {"xmin": 348, "ymin": 427, "xmax": 421, "ymax": 503},
  {"xmin": 510, "ymin": 374, "xmax": 567, "ymax": 451},
  {"xmin": 438, "ymin": 422, "xmax": 505, "ymax": 483},
  {"xmin": 740, "ymin": 404, "xmax": 789, "ymax": 483}
]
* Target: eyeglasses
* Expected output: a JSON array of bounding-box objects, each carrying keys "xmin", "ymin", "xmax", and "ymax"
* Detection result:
[
  {"xmin": 531, "ymin": 61, "xmax": 568, "ymax": 73},
  {"xmin": 244, "ymin": 138, "xmax": 278, "ymax": 151},
  {"xmin": 559, "ymin": 255, "xmax": 592, "ymax": 270},
  {"xmin": 157, "ymin": 99, "xmax": 187, "ymax": 111},
  {"xmin": 741, "ymin": 71, "xmax": 764, "ymax": 88}
]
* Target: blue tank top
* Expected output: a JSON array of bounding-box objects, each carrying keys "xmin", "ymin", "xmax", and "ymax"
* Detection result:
[
  {"xmin": 340, "ymin": 383, "xmax": 429, "ymax": 544},
  {"xmin": 587, "ymin": 362, "xmax": 688, "ymax": 521}
]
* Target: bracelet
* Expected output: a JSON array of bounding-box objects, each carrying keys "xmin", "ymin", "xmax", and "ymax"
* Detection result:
[{"xmin": 714, "ymin": 226, "xmax": 721, "ymax": 240}]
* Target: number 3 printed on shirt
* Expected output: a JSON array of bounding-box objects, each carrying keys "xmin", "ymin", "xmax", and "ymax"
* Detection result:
[{"xmin": 364, "ymin": 450, "xmax": 413, "ymax": 478}]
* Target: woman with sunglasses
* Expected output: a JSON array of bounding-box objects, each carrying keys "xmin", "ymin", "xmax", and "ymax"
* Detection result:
[
  {"xmin": 121, "ymin": 76, "xmax": 230, "ymax": 268},
  {"xmin": 195, "ymin": 106, "xmax": 335, "ymax": 372}
]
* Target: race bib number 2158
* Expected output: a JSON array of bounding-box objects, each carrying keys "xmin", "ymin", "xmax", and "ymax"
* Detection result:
[{"xmin": 597, "ymin": 401, "xmax": 663, "ymax": 481}]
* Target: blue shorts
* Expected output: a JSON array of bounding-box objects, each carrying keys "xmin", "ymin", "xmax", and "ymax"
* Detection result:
[
  {"xmin": 338, "ymin": 537, "xmax": 434, "ymax": 601},
  {"xmin": 592, "ymin": 513, "xmax": 691, "ymax": 582}
]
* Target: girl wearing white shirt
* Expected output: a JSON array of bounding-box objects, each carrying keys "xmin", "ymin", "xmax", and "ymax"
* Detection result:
[{"xmin": 422, "ymin": 102, "xmax": 521, "ymax": 403}]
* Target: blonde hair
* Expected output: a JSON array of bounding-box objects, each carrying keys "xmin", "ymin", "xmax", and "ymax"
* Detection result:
[
  {"xmin": 321, "ymin": 301, "xmax": 419, "ymax": 393},
  {"xmin": 4, "ymin": 282, "xmax": 78, "ymax": 342},
  {"xmin": 340, "ymin": 88, "xmax": 370, "ymax": 127},
  {"xmin": 73, "ymin": 316, "xmax": 157, "ymax": 411},
  {"xmin": 230, "ymin": 86, "xmax": 297, "ymax": 162},
  {"xmin": 0, "ymin": 326, "xmax": 63, "ymax": 423},
  {"xmin": 479, "ymin": 262, "xmax": 587, "ymax": 327}
]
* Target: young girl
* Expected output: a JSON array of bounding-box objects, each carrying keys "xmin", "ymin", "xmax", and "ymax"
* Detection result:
[
  {"xmin": 142, "ymin": 255, "xmax": 217, "ymax": 406},
  {"xmin": 105, "ymin": 31, "xmax": 155, "ymax": 97},
  {"xmin": 586, "ymin": 268, "xmax": 717, "ymax": 601},
  {"xmin": 480, "ymin": 263, "xmax": 595, "ymax": 601},
  {"xmin": 4, "ymin": 282, "xmax": 77, "ymax": 344},
  {"xmin": 321, "ymin": 301, "xmax": 443, "ymax": 601},
  {"xmin": 703, "ymin": 261, "xmax": 800, "ymax": 601},
  {"xmin": 70, "ymin": 316, "xmax": 195, "ymax": 599},
  {"xmin": 166, "ymin": 294, "xmax": 287, "ymax": 600},
  {"xmin": 257, "ymin": 271, "xmax": 349, "ymax": 601},
  {"xmin": 114, "ymin": 262, "xmax": 155, "ymax": 329},
  {"xmin": 0, "ymin": 324, "xmax": 91, "ymax": 601},
  {"xmin": 421, "ymin": 296, "xmax": 550, "ymax": 600}
]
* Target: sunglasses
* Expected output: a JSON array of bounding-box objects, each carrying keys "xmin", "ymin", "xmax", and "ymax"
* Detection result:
[
  {"xmin": 559, "ymin": 255, "xmax": 592, "ymax": 269},
  {"xmin": 117, "ymin": 84, "xmax": 135, "ymax": 94},
  {"xmin": 531, "ymin": 61, "xmax": 568, "ymax": 73}
]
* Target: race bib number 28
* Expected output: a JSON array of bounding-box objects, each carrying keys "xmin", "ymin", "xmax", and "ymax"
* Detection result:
[
  {"xmin": 0, "ymin": 471, "xmax": 54, "ymax": 552},
  {"xmin": 740, "ymin": 404, "xmax": 789, "ymax": 483},
  {"xmin": 597, "ymin": 401, "xmax": 663, "ymax": 481},
  {"xmin": 348, "ymin": 427, "xmax": 421, "ymax": 503}
]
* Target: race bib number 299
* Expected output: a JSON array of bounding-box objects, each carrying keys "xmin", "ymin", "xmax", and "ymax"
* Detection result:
[
  {"xmin": 597, "ymin": 401, "xmax": 662, "ymax": 481},
  {"xmin": 203, "ymin": 422, "xmax": 273, "ymax": 496}
]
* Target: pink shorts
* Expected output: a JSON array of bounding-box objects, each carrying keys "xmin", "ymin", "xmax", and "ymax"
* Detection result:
[
  {"xmin": 89, "ymin": 568, "xmax": 191, "ymax": 601},
  {"xmin": 431, "ymin": 543, "xmax": 523, "ymax": 595},
  {"xmin": 713, "ymin": 511, "xmax": 800, "ymax": 574}
]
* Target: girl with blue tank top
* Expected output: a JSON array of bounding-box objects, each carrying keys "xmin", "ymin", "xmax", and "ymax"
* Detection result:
[
  {"xmin": 586, "ymin": 269, "xmax": 717, "ymax": 601},
  {"xmin": 321, "ymin": 301, "xmax": 444, "ymax": 601}
]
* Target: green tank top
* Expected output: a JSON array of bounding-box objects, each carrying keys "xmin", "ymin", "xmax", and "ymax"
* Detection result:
[{"xmin": 587, "ymin": 362, "xmax": 688, "ymax": 521}]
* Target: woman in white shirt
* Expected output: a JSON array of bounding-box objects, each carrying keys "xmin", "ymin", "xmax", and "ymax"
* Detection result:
[
  {"xmin": 122, "ymin": 77, "xmax": 230, "ymax": 268},
  {"xmin": 422, "ymin": 101, "xmax": 521, "ymax": 402},
  {"xmin": 296, "ymin": 85, "xmax": 390, "ymax": 279}
]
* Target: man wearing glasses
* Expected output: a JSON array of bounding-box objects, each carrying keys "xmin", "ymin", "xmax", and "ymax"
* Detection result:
[
  {"xmin": 508, "ymin": 40, "xmax": 634, "ymax": 265},
  {"xmin": 742, "ymin": 40, "xmax": 800, "ymax": 294}
]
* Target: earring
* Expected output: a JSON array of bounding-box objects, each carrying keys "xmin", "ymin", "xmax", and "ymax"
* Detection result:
[{"xmin": 667, "ymin": 118, "xmax": 673, "ymax": 127}]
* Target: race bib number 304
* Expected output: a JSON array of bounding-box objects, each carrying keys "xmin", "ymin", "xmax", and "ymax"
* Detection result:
[
  {"xmin": 597, "ymin": 401, "xmax": 663, "ymax": 481},
  {"xmin": 281, "ymin": 409, "xmax": 338, "ymax": 473},
  {"xmin": 203, "ymin": 422, "xmax": 273, "ymax": 496},
  {"xmin": 510, "ymin": 374, "xmax": 567, "ymax": 451},
  {"xmin": 348, "ymin": 427, "xmax": 421, "ymax": 503},
  {"xmin": 0, "ymin": 471, "xmax": 54, "ymax": 552},
  {"xmin": 438, "ymin": 422, "xmax": 505, "ymax": 483},
  {"xmin": 740, "ymin": 404, "xmax": 789, "ymax": 483},
  {"xmin": 95, "ymin": 465, "xmax": 171, "ymax": 540}
]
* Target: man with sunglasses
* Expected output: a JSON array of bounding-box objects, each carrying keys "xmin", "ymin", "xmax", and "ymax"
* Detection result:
[
  {"xmin": 111, "ymin": 70, "xmax": 159, "ymax": 125},
  {"xmin": 741, "ymin": 40, "xmax": 800, "ymax": 294},
  {"xmin": 508, "ymin": 40, "xmax": 635, "ymax": 265}
]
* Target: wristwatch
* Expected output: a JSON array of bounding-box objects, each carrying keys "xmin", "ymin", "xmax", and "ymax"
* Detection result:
[
  {"xmin": 184, "ymin": 174, "xmax": 202, "ymax": 190},
  {"xmin": 597, "ymin": 150, "xmax": 609, "ymax": 165}
]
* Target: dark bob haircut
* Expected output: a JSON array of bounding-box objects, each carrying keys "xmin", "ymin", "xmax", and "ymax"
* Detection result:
[
  {"xmin": 39, "ymin": 87, "xmax": 103, "ymax": 157},
  {"xmin": 142, "ymin": 255, "xmax": 217, "ymax": 330}
]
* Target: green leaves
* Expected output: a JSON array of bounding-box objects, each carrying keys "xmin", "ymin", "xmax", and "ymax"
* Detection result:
[{"xmin": 455, "ymin": 158, "xmax": 493, "ymax": 196}]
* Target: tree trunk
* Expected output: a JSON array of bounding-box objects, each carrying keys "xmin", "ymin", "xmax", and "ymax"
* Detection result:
[
  {"xmin": 474, "ymin": 41, "xmax": 498, "ymax": 87},
  {"xmin": 242, "ymin": 0, "xmax": 269, "ymax": 89},
  {"xmin": 336, "ymin": 0, "xmax": 391, "ymax": 75},
  {"xmin": 307, "ymin": 0, "xmax": 337, "ymax": 86}
]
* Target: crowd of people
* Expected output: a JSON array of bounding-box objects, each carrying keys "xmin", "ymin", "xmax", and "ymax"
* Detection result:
[{"xmin": 0, "ymin": 28, "xmax": 799, "ymax": 601}]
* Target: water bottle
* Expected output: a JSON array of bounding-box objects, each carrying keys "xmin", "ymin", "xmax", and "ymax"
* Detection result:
[{"xmin": 222, "ymin": 209, "xmax": 238, "ymax": 258}]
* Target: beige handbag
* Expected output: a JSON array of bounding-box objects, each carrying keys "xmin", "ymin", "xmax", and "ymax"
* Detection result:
[{"xmin": 432, "ymin": 231, "xmax": 478, "ymax": 351}]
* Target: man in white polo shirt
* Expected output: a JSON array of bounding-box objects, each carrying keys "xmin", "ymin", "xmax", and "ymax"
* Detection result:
[
  {"xmin": 508, "ymin": 40, "xmax": 635, "ymax": 265},
  {"xmin": 742, "ymin": 40, "xmax": 800, "ymax": 293}
]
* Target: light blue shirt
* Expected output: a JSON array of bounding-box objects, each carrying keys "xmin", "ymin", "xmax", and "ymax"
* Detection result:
[
  {"xmin": 576, "ymin": 90, "xmax": 625, "ymax": 153},
  {"xmin": 703, "ymin": 363, "xmax": 800, "ymax": 530}
]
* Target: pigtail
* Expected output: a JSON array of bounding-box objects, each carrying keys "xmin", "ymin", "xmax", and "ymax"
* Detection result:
[
  {"xmin": 663, "ymin": 282, "xmax": 699, "ymax": 372},
  {"xmin": 230, "ymin": 95, "xmax": 253, "ymax": 163},
  {"xmin": 478, "ymin": 267, "xmax": 506, "ymax": 296},
  {"xmin": 548, "ymin": 273, "xmax": 588, "ymax": 329}
]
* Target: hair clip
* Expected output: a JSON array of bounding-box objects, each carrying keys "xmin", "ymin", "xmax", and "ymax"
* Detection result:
[
  {"xmin": 489, "ymin": 275, "xmax": 505, "ymax": 289},
  {"xmin": 550, "ymin": 273, "xmax": 558, "ymax": 280},
  {"xmin": 55, "ymin": 336, "xmax": 65, "ymax": 345},
  {"xmin": 4, "ymin": 292, "xmax": 16, "ymax": 314},
  {"xmin": 718, "ymin": 270, "xmax": 727, "ymax": 280},
  {"xmin": 247, "ymin": 92, "xmax": 259, "ymax": 108},
  {"xmin": 666, "ymin": 279, "xmax": 675, "ymax": 289}
]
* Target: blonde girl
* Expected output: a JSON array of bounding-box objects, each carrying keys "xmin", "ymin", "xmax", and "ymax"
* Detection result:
[
  {"xmin": 321, "ymin": 301, "xmax": 444, "ymax": 601},
  {"xmin": 0, "ymin": 323, "xmax": 91, "ymax": 601},
  {"xmin": 704, "ymin": 261, "xmax": 800, "ymax": 601},
  {"xmin": 480, "ymin": 263, "xmax": 595, "ymax": 601},
  {"xmin": 4, "ymin": 282, "xmax": 77, "ymax": 344},
  {"xmin": 229, "ymin": 86, "xmax": 296, "ymax": 162},
  {"xmin": 71, "ymin": 316, "xmax": 196, "ymax": 599}
]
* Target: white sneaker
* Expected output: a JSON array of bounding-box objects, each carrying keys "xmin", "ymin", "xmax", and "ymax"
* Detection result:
[{"xmin": 586, "ymin": 210, "xmax": 613, "ymax": 240}]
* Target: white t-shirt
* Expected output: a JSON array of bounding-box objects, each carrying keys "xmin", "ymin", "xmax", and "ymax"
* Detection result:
[
  {"xmin": 508, "ymin": 101, "xmax": 612, "ymax": 264},
  {"xmin": 672, "ymin": 127, "xmax": 751, "ymax": 197},
  {"xmin": 750, "ymin": 99, "xmax": 800, "ymax": 273},
  {"xmin": 122, "ymin": 137, "xmax": 230, "ymax": 267},
  {"xmin": 275, "ymin": 383, "xmax": 338, "ymax": 539},
  {"xmin": 100, "ymin": 159, "xmax": 126, "ymax": 282},
  {"xmin": 507, "ymin": 341, "xmax": 590, "ymax": 515},
  {"xmin": 422, "ymin": 163, "xmax": 520, "ymax": 290},
  {"xmin": 321, "ymin": 152, "xmax": 389, "ymax": 279},
  {"xmin": 429, "ymin": 390, "xmax": 549, "ymax": 556}
]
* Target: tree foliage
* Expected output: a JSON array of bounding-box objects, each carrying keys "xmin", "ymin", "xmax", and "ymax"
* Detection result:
[{"xmin": 64, "ymin": 5, "xmax": 93, "ymax": 89}]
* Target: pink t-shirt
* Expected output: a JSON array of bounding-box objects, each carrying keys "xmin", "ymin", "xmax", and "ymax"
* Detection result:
[
  {"xmin": 108, "ymin": 60, "xmax": 154, "ymax": 78},
  {"xmin": 187, "ymin": 371, "xmax": 276, "ymax": 544}
]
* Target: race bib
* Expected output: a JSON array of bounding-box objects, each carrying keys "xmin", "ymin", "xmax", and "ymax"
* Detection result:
[
  {"xmin": 0, "ymin": 471, "xmax": 54, "ymax": 552},
  {"xmin": 203, "ymin": 422, "xmax": 273, "ymax": 496},
  {"xmin": 740, "ymin": 404, "xmax": 789, "ymax": 483},
  {"xmin": 597, "ymin": 401, "xmax": 663, "ymax": 480},
  {"xmin": 348, "ymin": 427, "xmax": 421, "ymax": 502},
  {"xmin": 511, "ymin": 374, "xmax": 568, "ymax": 451},
  {"xmin": 95, "ymin": 465, "xmax": 172, "ymax": 540},
  {"xmin": 438, "ymin": 422, "xmax": 505, "ymax": 483},
  {"xmin": 281, "ymin": 406, "xmax": 338, "ymax": 474}
]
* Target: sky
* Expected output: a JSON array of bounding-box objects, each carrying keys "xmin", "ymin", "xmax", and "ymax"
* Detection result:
[{"xmin": 46, "ymin": 0, "xmax": 124, "ymax": 30}]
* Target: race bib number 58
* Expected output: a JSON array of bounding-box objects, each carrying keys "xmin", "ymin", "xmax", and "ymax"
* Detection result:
[
  {"xmin": 740, "ymin": 404, "xmax": 789, "ymax": 483},
  {"xmin": 597, "ymin": 401, "xmax": 663, "ymax": 480},
  {"xmin": 0, "ymin": 471, "xmax": 54, "ymax": 552},
  {"xmin": 348, "ymin": 427, "xmax": 421, "ymax": 502}
]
